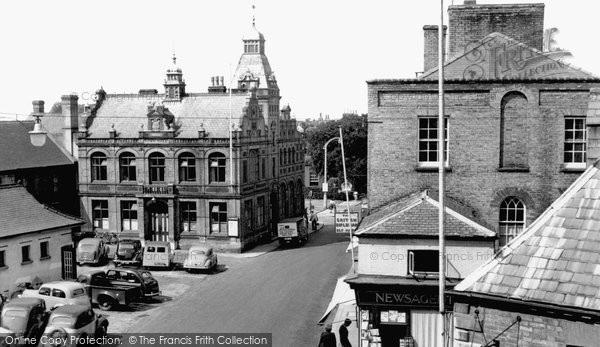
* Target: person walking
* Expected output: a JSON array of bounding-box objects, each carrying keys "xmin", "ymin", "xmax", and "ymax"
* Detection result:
[
  {"xmin": 339, "ymin": 318, "xmax": 352, "ymax": 347},
  {"xmin": 317, "ymin": 323, "xmax": 336, "ymax": 347},
  {"xmin": 309, "ymin": 210, "xmax": 319, "ymax": 231}
]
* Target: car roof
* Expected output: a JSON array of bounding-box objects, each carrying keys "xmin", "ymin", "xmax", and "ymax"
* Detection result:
[
  {"xmin": 78, "ymin": 238, "xmax": 101, "ymax": 245},
  {"xmin": 189, "ymin": 245, "xmax": 212, "ymax": 251},
  {"xmin": 3, "ymin": 297, "xmax": 44, "ymax": 309},
  {"xmin": 49, "ymin": 305, "xmax": 90, "ymax": 318},
  {"xmin": 41, "ymin": 281, "xmax": 86, "ymax": 291}
]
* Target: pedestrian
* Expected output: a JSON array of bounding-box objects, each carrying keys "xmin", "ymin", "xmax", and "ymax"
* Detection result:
[
  {"xmin": 329, "ymin": 200, "xmax": 336, "ymax": 213},
  {"xmin": 304, "ymin": 208, "xmax": 309, "ymax": 228},
  {"xmin": 339, "ymin": 318, "xmax": 352, "ymax": 347},
  {"xmin": 309, "ymin": 210, "xmax": 319, "ymax": 231},
  {"xmin": 317, "ymin": 323, "xmax": 336, "ymax": 347}
]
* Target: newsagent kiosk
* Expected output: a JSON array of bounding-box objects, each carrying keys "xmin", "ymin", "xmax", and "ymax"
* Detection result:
[{"xmin": 345, "ymin": 191, "xmax": 497, "ymax": 347}]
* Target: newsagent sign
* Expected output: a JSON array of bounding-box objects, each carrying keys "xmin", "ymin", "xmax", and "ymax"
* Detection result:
[
  {"xmin": 335, "ymin": 212, "xmax": 359, "ymax": 234},
  {"xmin": 357, "ymin": 291, "xmax": 453, "ymax": 308}
]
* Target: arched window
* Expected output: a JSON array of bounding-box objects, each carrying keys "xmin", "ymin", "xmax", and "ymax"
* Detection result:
[
  {"xmin": 91, "ymin": 152, "xmax": 107, "ymax": 181},
  {"xmin": 179, "ymin": 153, "xmax": 196, "ymax": 182},
  {"xmin": 209, "ymin": 153, "xmax": 226, "ymax": 183},
  {"xmin": 149, "ymin": 153, "xmax": 166, "ymax": 183},
  {"xmin": 119, "ymin": 152, "xmax": 136, "ymax": 182},
  {"xmin": 499, "ymin": 197, "xmax": 525, "ymax": 247}
]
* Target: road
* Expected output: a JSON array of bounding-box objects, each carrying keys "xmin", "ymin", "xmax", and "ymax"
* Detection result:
[{"xmin": 127, "ymin": 211, "xmax": 353, "ymax": 346}]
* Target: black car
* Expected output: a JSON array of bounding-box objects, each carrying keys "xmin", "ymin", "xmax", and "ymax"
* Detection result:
[{"xmin": 113, "ymin": 239, "xmax": 142, "ymax": 267}]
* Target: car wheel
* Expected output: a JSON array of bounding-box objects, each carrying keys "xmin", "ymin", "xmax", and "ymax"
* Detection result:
[{"xmin": 97, "ymin": 297, "xmax": 114, "ymax": 311}]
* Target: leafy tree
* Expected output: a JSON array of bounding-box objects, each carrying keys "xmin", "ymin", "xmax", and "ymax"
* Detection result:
[{"xmin": 305, "ymin": 113, "xmax": 368, "ymax": 195}]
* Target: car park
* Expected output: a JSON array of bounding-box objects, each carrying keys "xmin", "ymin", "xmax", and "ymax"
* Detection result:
[
  {"xmin": 20, "ymin": 282, "xmax": 91, "ymax": 310},
  {"xmin": 113, "ymin": 239, "xmax": 143, "ymax": 267},
  {"xmin": 40, "ymin": 305, "xmax": 108, "ymax": 347},
  {"xmin": 0, "ymin": 298, "xmax": 48, "ymax": 345},
  {"xmin": 142, "ymin": 241, "xmax": 173, "ymax": 269},
  {"xmin": 76, "ymin": 238, "xmax": 108, "ymax": 266},
  {"xmin": 183, "ymin": 245, "xmax": 218, "ymax": 272}
]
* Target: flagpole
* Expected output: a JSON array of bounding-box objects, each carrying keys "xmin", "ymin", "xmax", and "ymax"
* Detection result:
[
  {"xmin": 438, "ymin": 0, "xmax": 447, "ymax": 345},
  {"xmin": 339, "ymin": 127, "xmax": 355, "ymax": 274}
]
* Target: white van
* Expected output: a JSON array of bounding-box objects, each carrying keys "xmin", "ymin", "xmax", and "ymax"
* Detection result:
[{"xmin": 277, "ymin": 217, "xmax": 309, "ymax": 246}]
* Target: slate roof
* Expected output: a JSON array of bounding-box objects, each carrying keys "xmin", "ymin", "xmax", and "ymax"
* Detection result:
[
  {"xmin": 455, "ymin": 160, "xmax": 600, "ymax": 312},
  {"xmin": 421, "ymin": 32, "xmax": 599, "ymax": 81},
  {"xmin": 0, "ymin": 121, "xmax": 74, "ymax": 172},
  {"xmin": 355, "ymin": 190, "xmax": 496, "ymax": 238},
  {"xmin": 86, "ymin": 93, "xmax": 252, "ymax": 138},
  {"xmin": 232, "ymin": 53, "xmax": 274, "ymax": 90},
  {"xmin": 0, "ymin": 185, "xmax": 83, "ymax": 238}
]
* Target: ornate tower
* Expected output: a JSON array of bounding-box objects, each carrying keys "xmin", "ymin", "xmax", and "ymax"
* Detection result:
[{"xmin": 164, "ymin": 53, "xmax": 186, "ymax": 100}]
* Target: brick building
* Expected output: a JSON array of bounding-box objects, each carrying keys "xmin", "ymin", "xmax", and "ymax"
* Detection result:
[
  {"xmin": 76, "ymin": 22, "xmax": 304, "ymax": 252},
  {"xmin": 368, "ymin": 1, "xmax": 600, "ymax": 248},
  {"xmin": 450, "ymin": 159, "xmax": 600, "ymax": 346}
]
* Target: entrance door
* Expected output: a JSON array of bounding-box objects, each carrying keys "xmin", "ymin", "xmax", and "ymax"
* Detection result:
[
  {"xmin": 61, "ymin": 245, "xmax": 77, "ymax": 280},
  {"xmin": 146, "ymin": 199, "xmax": 169, "ymax": 242}
]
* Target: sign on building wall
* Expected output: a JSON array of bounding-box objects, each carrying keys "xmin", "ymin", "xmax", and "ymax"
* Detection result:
[
  {"xmin": 335, "ymin": 212, "xmax": 359, "ymax": 234},
  {"xmin": 228, "ymin": 219, "xmax": 238, "ymax": 237}
]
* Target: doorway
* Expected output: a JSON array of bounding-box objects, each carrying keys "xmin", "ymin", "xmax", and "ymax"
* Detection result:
[{"xmin": 146, "ymin": 199, "xmax": 169, "ymax": 242}]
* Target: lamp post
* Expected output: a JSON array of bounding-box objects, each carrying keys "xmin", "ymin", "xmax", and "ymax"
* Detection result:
[{"xmin": 322, "ymin": 137, "xmax": 340, "ymax": 209}]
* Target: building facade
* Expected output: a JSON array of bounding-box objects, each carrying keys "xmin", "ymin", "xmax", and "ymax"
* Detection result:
[
  {"xmin": 367, "ymin": 1, "xmax": 600, "ymax": 248},
  {"xmin": 76, "ymin": 23, "xmax": 304, "ymax": 252}
]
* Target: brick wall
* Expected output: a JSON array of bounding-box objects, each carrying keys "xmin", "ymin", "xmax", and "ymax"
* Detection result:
[
  {"xmin": 448, "ymin": 3, "xmax": 544, "ymax": 58},
  {"xmin": 423, "ymin": 25, "xmax": 446, "ymax": 72},
  {"xmin": 367, "ymin": 80, "xmax": 600, "ymax": 233},
  {"xmin": 453, "ymin": 302, "xmax": 600, "ymax": 346}
]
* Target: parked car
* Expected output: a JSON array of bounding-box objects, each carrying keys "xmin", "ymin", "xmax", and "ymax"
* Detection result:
[
  {"xmin": 183, "ymin": 245, "xmax": 218, "ymax": 272},
  {"xmin": 142, "ymin": 241, "xmax": 173, "ymax": 269},
  {"xmin": 76, "ymin": 238, "xmax": 108, "ymax": 266},
  {"xmin": 114, "ymin": 239, "xmax": 143, "ymax": 267},
  {"xmin": 0, "ymin": 298, "xmax": 49, "ymax": 345},
  {"xmin": 76, "ymin": 271, "xmax": 141, "ymax": 311},
  {"xmin": 20, "ymin": 282, "xmax": 91, "ymax": 310},
  {"xmin": 277, "ymin": 217, "xmax": 309, "ymax": 246},
  {"xmin": 105, "ymin": 269, "xmax": 160, "ymax": 298},
  {"xmin": 40, "ymin": 305, "xmax": 108, "ymax": 347}
]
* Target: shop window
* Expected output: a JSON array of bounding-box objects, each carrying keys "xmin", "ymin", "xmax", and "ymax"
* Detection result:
[
  {"xmin": 408, "ymin": 250, "xmax": 438, "ymax": 275},
  {"xmin": 179, "ymin": 153, "xmax": 196, "ymax": 182},
  {"xmin": 40, "ymin": 241, "xmax": 49, "ymax": 259},
  {"xmin": 499, "ymin": 197, "xmax": 526, "ymax": 247},
  {"xmin": 149, "ymin": 153, "xmax": 166, "ymax": 183},
  {"xmin": 210, "ymin": 202, "xmax": 228, "ymax": 234},
  {"xmin": 119, "ymin": 152, "xmax": 136, "ymax": 182},
  {"xmin": 418, "ymin": 117, "xmax": 448, "ymax": 168},
  {"xmin": 121, "ymin": 201, "xmax": 138, "ymax": 231},
  {"xmin": 180, "ymin": 201, "xmax": 197, "ymax": 232},
  {"xmin": 91, "ymin": 152, "xmax": 107, "ymax": 181},
  {"xmin": 209, "ymin": 153, "xmax": 226, "ymax": 183},
  {"xmin": 21, "ymin": 245, "xmax": 31, "ymax": 263},
  {"xmin": 564, "ymin": 117, "xmax": 586, "ymax": 169},
  {"xmin": 92, "ymin": 200, "xmax": 109, "ymax": 230}
]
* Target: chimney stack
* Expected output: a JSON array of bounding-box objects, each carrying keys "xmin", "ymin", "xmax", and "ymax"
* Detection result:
[
  {"xmin": 32, "ymin": 100, "xmax": 45, "ymax": 114},
  {"xmin": 423, "ymin": 25, "xmax": 447, "ymax": 72},
  {"xmin": 208, "ymin": 76, "xmax": 227, "ymax": 93},
  {"xmin": 61, "ymin": 94, "xmax": 79, "ymax": 156}
]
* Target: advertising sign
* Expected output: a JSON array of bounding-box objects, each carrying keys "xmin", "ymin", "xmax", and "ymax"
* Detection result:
[{"xmin": 335, "ymin": 212, "xmax": 359, "ymax": 233}]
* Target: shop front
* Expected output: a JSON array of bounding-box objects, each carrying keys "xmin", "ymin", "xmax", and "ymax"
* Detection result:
[{"xmin": 346, "ymin": 275, "xmax": 455, "ymax": 347}]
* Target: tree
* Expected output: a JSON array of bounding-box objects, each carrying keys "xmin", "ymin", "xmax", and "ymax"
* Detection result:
[{"xmin": 305, "ymin": 113, "xmax": 368, "ymax": 195}]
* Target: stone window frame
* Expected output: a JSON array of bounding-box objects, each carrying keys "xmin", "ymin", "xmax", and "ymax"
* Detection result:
[
  {"xmin": 417, "ymin": 116, "xmax": 449, "ymax": 168},
  {"xmin": 178, "ymin": 153, "xmax": 197, "ymax": 183},
  {"xmin": 39, "ymin": 241, "xmax": 50, "ymax": 260},
  {"xmin": 90, "ymin": 152, "xmax": 108, "ymax": 182},
  {"xmin": 0, "ymin": 249, "xmax": 5, "ymax": 268},
  {"xmin": 563, "ymin": 116, "xmax": 587, "ymax": 170},
  {"xmin": 92, "ymin": 199, "xmax": 109, "ymax": 230},
  {"xmin": 118, "ymin": 152, "xmax": 137, "ymax": 182},
  {"xmin": 498, "ymin": 196, "xmax": 526, "ymax": 247},
  {"xmin": 120, "ymin": 200, "xmax": 138, "ymax": 231},
  {"xmin": 21, "ymin": 244, "xmax": 32, "ymax": 264},
  {"xmin": 209, "ymin": 202, "xmax": 228, "ymax": 234},
  {"xmin": 180, "ymin": 200, "xmax": 197, "ymax": 233},
  {"xmin": 148, "ymin": 152, "xmax": 166, "ymax": 183},
  {"xmin": 208, "ymin": 152, "xmax": 227, "ymax": 183}
]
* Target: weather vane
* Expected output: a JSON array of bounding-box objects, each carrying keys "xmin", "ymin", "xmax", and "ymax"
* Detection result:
[{"xmin": 252, "ymin": 4, "xmax": 256, "ymax": 26}]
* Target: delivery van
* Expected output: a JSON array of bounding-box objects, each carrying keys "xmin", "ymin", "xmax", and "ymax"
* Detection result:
[
  {"xmin": 277, "ymin": 217, "xmax": 309, "ymax": 246},
  {"xmin": 142, "ymin": 241, "xmax": 173, "ymax": 269}
]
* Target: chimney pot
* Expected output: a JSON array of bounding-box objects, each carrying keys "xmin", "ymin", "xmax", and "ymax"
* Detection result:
[
  {"xmin": 211, "ymin": 76, "xmax": 215, "ymax": 86},
  {"xmin": 220, "ymin": 76, "xmax": 224, "ymax": 86}
]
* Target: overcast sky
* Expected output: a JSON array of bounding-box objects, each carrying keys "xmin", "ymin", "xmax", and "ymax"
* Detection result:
[{"xmin": 0, "ymin": 0, "xmax": 598, "ymax": 121}]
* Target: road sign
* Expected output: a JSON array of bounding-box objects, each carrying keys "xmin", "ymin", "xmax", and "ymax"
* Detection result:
[
  {"xmin": 322, "ymin": 183, "xmax": 328, "ymax": 192},
  {"xmin": 335, "ymin": 212, "xmax": 359, "ymax": 233}
]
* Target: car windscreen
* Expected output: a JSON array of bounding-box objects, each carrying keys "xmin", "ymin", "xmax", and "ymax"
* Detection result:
[
  {"xmin": 2, "ymin": 310, "xmax": 27, "ymax": 333},
  {"xmin": 79, "ymin": 244, "xmax": 95, "ymax": 250},
  {"xmin": 50, "ymin": 316, "xmax": 75, "ymax": 328},
  {"xmin": 119, "ymin": 244, "xmax": 135, "ymax": 250},
  {"xmin": 191, "ymin": 250, "xmax": 206, "ymax": 255}
]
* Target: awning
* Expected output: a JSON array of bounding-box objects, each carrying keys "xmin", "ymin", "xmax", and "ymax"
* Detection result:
[{"xmin": 318, "ymin": 275, "xmax": 356, "ymax": 324}]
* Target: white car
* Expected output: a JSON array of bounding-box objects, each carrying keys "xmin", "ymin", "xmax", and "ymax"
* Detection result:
[
  {"xmin": 40, "ymin": 305, "xmax": 108, "ymax": 347},
  {"xmin": 20, "ymin": 282, "xmax": 91, "ymax": 310},
  {"xmin": 183, "ymin": 246, "xmax": 218, "ymax": 272}
]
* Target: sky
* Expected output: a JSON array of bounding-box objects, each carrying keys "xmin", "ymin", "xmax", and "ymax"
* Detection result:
[{"xmin": 0, "ymin": 0, "xmax": 599, "ymax": 121}]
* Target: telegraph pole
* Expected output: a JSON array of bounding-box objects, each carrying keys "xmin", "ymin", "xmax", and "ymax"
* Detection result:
[{"xmin": 438, "ymin": 0, "xmax": 447, "ymax": 345}]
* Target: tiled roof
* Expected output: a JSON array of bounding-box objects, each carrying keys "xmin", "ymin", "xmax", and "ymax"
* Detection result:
[
  {"xmin": 232, "ymin": 53, "xmax": 274, "ymax": 90},
  {"xmin": 86, "ymin": 93, "xmax": 252, "ymax": 138},
  {"xmin": 0, "ymin": 121, "xmax": 74, "ymax": 172},
  {"xmin": 355, "ymin": 190, "xmax": 496, "ymax": 238},
  {"xmin": 0, "ymin": 185, "xmax": 83, "ymax": 237},
  {"xmin": 455, "ymin": 160, "xmax": 600, "ymax": 312}
]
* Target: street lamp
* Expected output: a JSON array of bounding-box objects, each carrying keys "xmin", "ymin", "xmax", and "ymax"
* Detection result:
[
  {"xmin": 29, "ymin": 115, "xmax": 47, "ymax": 147},
  {"xmin": 322, "ymin": 136, "xmax": 340, "ymax": 209}
]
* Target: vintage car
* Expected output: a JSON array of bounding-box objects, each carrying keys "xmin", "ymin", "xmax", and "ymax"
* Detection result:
[
  {"xmin": 142, "ymin": 241, "xmax": 173, "ymax": 269},
  {"xmin": 183, "ymin": 245, "xmax": 218, "ymax": 272},
  {"xmin": 76, "ymin": 238, "xmax": 108, "ymax": 266},
  {"xmin": 41, "ymin": 305, "xmax": 108, "ymax": 347},
  {"xmin": 277, "ymin": 217, "xmax": 309, "ymax": 246},
  {"xmin": 0, "ymin": 298, "xmax": 48, "ymax": 345},
  {"xmin": 113, "ymin": 239, "xmax": 143, "ymax": 267},
  {"xmin": 20, "ymin": 282, "xmax": 91, "ymax": 310}
]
